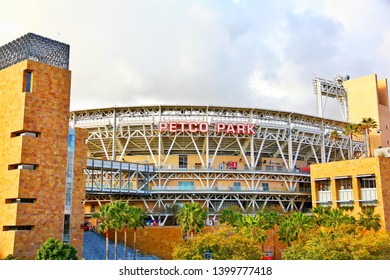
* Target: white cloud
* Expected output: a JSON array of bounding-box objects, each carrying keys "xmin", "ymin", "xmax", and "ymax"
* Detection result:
[{"xmin": 1, "ymin": 0, "xmax": 390, "ymax": 120}]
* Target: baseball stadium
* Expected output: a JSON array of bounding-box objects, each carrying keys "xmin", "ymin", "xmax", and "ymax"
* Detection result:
[{"xmin": 74, "ymin": 103, "xmax": 365, "ymax": 226}]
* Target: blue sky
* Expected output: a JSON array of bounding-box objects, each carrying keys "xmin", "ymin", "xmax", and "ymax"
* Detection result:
[{"xmin": 1, "ymin": 0, "xmax": 390, "ymax": 120}]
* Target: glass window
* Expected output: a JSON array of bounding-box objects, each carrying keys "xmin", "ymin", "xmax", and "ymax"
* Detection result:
[
  {"xmin": 179, "ymin": 155, "xmax": 187, "ymax": 169},
  {"xmin": 262, "ymin": 182, "xmax": 269, "ymax": 191},
  {"xmin": 359, "ymin": 176, "xmax": 376, "ymax": 189},
  {"xmin": 316, "ymin": 180, "xmax": 330, "ymax": 191},
  {"xmin": 24, "ymin": 70, "xmax": 32, "ymax": 92},
  {"xmin": 336, "ymin": 178, "xmax": 352, "ymax": 190}
]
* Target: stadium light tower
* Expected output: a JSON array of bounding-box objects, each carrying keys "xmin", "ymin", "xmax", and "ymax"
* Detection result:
[{"xmin": 313, "ymin": 74, "xmax": 350, "ymax": 121}]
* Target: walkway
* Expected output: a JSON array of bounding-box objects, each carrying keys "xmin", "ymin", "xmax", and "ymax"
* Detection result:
[{"xmin": 83, "ymin": 231, "xmax": 160, "ymax": 260}]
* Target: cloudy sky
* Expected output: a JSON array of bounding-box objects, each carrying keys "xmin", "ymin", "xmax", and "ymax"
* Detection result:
[{"xmin": 1, "ymin": 0, "xmax": 390, "ymax": 120}]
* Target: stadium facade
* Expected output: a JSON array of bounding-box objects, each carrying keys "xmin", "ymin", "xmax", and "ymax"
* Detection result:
[{"xmin": 73, "ymin": 105, "xmax": 366, "ymax": 225}]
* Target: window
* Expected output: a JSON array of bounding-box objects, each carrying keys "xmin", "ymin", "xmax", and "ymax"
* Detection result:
[
  {"xmin": 8, "ymin": 164, "xmax": 38, "ymax": 170},
  {"xmin": 178, "ymin": 181, "xmax": 195, "ymax": 190},
  {"xmin": 63, "ymin": 214, "xmax": 71, "ymax": 243},
  {"xmin": 11, "ymin": 131, "xmax": 39, "ymax": 138},
  {"xmin": 179, "ymin": 155, "xmax": 187, "ymax": 169},
  {"xmin": 5, "ymin": 198, "xmax": 36, "ymax": 204},
  {"xmin": 3, "ymin": 225, "xmax": 34, "ymax": 231},
  {"xmin": 336, "ymin": 178, "xmax": 352, "ymax": 190},
  {"xmin": 359, "ymin": 176, "xmax": 376, "ymax": 189},
  {"xmin": 231, "ymin": 182, "xmax": 241, "ymax": 191},
  {"xmin": 91, "ymin": 204, "xmax": 96, "ymax": 213},
  {"xmin": 23, "ymin": 70, "xmax": 33, "ymax": 92},
  {"xmin": 316, "ymin": 179, "xmax": 330, "ymax": 191},
  {"xmin": 262, "ymin": 182, "xmax": 269, "ymax": 191}
]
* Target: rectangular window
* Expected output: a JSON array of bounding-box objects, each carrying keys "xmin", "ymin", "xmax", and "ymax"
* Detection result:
[
  {"xmin": 316, "ymin": 179, "xmax": 332, "ymax": 205},
  {"xmin": 358, "ymin": 175, "xmax": 377, "ymax": 205},
  {"xmin": 24, "ymin": 70, "xmax": 33, "ymax": 93},
  {"xmin": 11, "ymin": 131, "xmax": 40, "ymax": 138},
  {"xmin": 262, "ymin": 182, "xmax": 269, "ymax": 191},
  {"xmin": 179, "ymin": 155, "xmax": 187, "ymax": 169},
  {"xmin": 5, "ymin": 198, "xmax": 36, "ymax": 204},
  {"xmin": 336, "ymin": 178, "xmax": 353, "ymax": 205},
  {"xmin": 178, "ymin": 181, "xmax": 195, "ymax": 190},
  {"xmin": 8, "ymin": 164, "xmax": 38, "ymax": 170},
  {"xmin": 3, "ymin": 225, "xmax": 34, "ymax": 231},
  {"xmin": 63, "ymin": 214, "xmax": 71, "ymax": 243},
  {"xmin": 231, "ymin": 182, "xmax": 241, "ymax": 191}
]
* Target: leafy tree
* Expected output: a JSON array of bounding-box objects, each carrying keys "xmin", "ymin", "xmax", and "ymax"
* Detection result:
[
  {"xmin": 35, "ymin": 237, "xmax": 78, "ymax": 260},
  {"xmin": 109, "ymin": 201, "xmax": 127, "ymax": 260},
  {"xmin": 330, "ymin": 130, "xmax": 340, "ymax": 161},
  {"xmin": 278, "ymin": 212, "xmax": 313, "ymax": 246},
  {"xmin": 358, "ymin": 207, "xmax": 381, "ymax": 231},
  {"xmin": 359, "ymin": 117, "xmax": 377, "ymax": 157},
  {"xmin": 92, "ymin": 203, "xmax": 113, "ymax": 260},
  {"xmin": 238, "ymin": 214, "xmax": 268, "ymax": 245},
  {"xmin": 3, "ymin": 254, "xmax": 19, "ymax": 260},
  {"xmin": 283, "ymin": 224, "xmax": 390, "ymax": 260},
  {"xmin": 343, "ymin": 123, "xmax": 360, "ymax": 159},
  {"xmin": 126, "ymin": 205, "xmax": 146, "ymax": 259},
  {"xmin": 172, "ymin": 226, "xmax": 262, "ymax": 260},
  {"xmin": 176, "ymin": 202, "xmax": 206, "ymax": 240},
  {"xmin": 219, "ymin": 208, "xmax": 242, "ymax": 227}
]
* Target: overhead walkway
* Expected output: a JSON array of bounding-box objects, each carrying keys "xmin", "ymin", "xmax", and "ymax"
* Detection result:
[{"xmin": 83, "ymin": 230, "xmax": 160, "ymax": 260}]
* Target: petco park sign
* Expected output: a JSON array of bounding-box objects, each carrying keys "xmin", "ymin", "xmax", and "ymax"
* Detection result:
[{"xmin": 158, "ymin": 121, "xmax": 256, "ymax": 135}]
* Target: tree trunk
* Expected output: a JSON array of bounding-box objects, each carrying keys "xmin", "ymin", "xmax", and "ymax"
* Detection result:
[
  {"xmin": 105, "ymin": 230, "xmax": 109, "ymax": 260},
  {"xmin": 114, "ymin": 230, "xmax": 117, "ymax": 260},
  {"xmin": 133, "ymin": 229, "xmax": 137, "ymax": 260},
  {"xmin": 367, "ymin": 129, "xmax": 371, "ymax": 157},
  {"xmin": 124, "ymin": 228, "xmax": 127, "ymax": 260}
]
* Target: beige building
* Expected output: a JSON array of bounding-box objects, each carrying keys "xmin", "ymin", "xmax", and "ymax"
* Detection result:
[
  {"xmin": 311, "ymin": 157, "xmax": 390, "ymax": 231},
  {"xmin": 344, "ymin": 74, "xmax": 390, "ymax": 154},
  {"xmin": 0, "ymin": 33, "xmax": 87, "ymax": 259}
]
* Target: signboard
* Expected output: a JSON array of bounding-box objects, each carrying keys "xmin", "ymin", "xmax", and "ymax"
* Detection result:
[{"xmin": 158, "ymin": 121, "xmax": 256, "ymax": 135}]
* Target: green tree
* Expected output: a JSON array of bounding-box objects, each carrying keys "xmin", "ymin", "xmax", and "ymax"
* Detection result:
[
  {"xmin": 109, "ymin": 201, "xmax": 127, "ymax": 260},
  {"xmin": 343, "ymin": 123, "xmax": 360, "ymax": 159},
  {"xmin": 35, "ymin": 237, "xmax": 78, "ymax": 260},
  {"xmin": 278, "ymin": 212, "xmax": 313, "ymax": 246},
  {"xmin": 126, "ymin": 205, "xmax": 146, "ymax": 260},
  {"xmin": 330, "ymin": 130, "xmax": 340, "ymax": 161},
  {"xmin": 360, "ymin": 117, "xmax": 378, "ymax": 157},
  {"xmin": 219, "ymin": 208, "xmax": 242, "ymax": 227},
  {"xmin": 92, "ymin": 203, "xmax": 113, "ymax": 260},
  {"xmin": 238, "ymin": 214, "xmax": 268, "ymax": 245},
  {"xmin": 3, "ymin": 254, "xmax": 19, "ymax": 260},
  {"xmin": 358, "ymin": 208, "xmax": 381, "ymax": 231},
  {"xmin": 283, "ymin": 224, "xmax": 390, "ymax": 260},
  {"xmin": 176, "ymin": 202, "xmax": 207, "ymax": 240},
  {"xmin": 172, "ymin": 225, "xmax": 263, "ymax": 260}
]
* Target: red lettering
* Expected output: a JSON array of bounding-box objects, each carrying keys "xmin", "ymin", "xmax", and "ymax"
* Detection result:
[
  {"xmin": 177, "ymin": 121, "xmax": 187, "ymax": 131},
  {"xmin": 226, "ymin": 123, "xmax": 235, "ymax": 134},
  {"xmin": 158, "ymin": 121, "xmax": 168, "ymax": 132},
  {"xmin": 247, "ymin": 124, "xmax": 256, "ymax": 135},
  {"xmin": 199, "ymin": 122, "xmax": 208, "ymax": 133},
  {"xmin": 216, "ymin": 122, "xmax": 226, "ymax": 133},
  {"xmin": 169, "ymin": 122, "xmax": 177, "ymax": 132},
  {"xmin": 189, "ymin": 122, "xmax": 198, "ymax": 133},
  {"xmin": 236, "ymin": 123, "xmax": 245, "ymax": 134}
]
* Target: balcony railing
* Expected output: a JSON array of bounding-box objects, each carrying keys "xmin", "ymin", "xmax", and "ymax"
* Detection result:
[{"xmin": 318, "ymin": 190, "xmax": 332, "ymax": 203}]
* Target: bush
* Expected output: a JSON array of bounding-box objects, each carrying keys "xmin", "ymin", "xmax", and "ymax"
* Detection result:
[
  {"xmin": 172, "ymin": 226, "xmax": 263, "ymax": 260},
  {"xmin": 35, "ymin": 237, "xmax": 78, "ymax": 260},
  {"xmin": 283, "ymin": 224, "xmax": 390, "ymax": 260}
]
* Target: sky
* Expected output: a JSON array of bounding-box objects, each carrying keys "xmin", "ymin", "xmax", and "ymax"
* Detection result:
[{"xmin": 1, "ymin": 0, "xmax": 390, "ymax": 120}]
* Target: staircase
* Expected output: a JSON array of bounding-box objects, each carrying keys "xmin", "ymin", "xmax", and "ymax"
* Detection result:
[{"xmin": 83, "ymin": 231, "xmax": 160, "ymax": 260}]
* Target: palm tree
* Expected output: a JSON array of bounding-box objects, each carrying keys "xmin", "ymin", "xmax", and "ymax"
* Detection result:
[
  {"xmin": 358, "ymin": 208, "xmax": 381, "ymax": 231},
  {"xmin": 330, "ymin": 130, "xmax": 339, "ymax": 161},
  {"xmin": 343, "ymin": 123, "xmax": 360, "ymax": 159},
  {"xmin": 176, "ymin": 202, "xmax": 206, "ymax": 240},
  {"xmin": 126, "ymin": 205, "xmax": 146, "ymax": 260},
  {"xmin": 323, "ymin": 208, "xmax": 355, "ymax": 228},
  {"xmin": 121, "ymin": 203, "xmax": 133, "ymax": 260},
  {"xmin": 278, "ymin": 212, "xmax": 313, "ymax": 246},
  {"xmin": 92, "ymin": 203, "xmax": 113, "ymax": 260},
  {"xmin": 219, "ymin": 208, "xmax": 242, "ymax": 227},
  {"xmin": 238, "ymin": 214, "xmax": 268, "ymax": 245},
  {"xmin": 110, "ymin": 201, "xmax": 127, "ymax": 260},
  {"xmin": 359, "ymin": 117, "xmax": 378, "ymax": 157}
]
